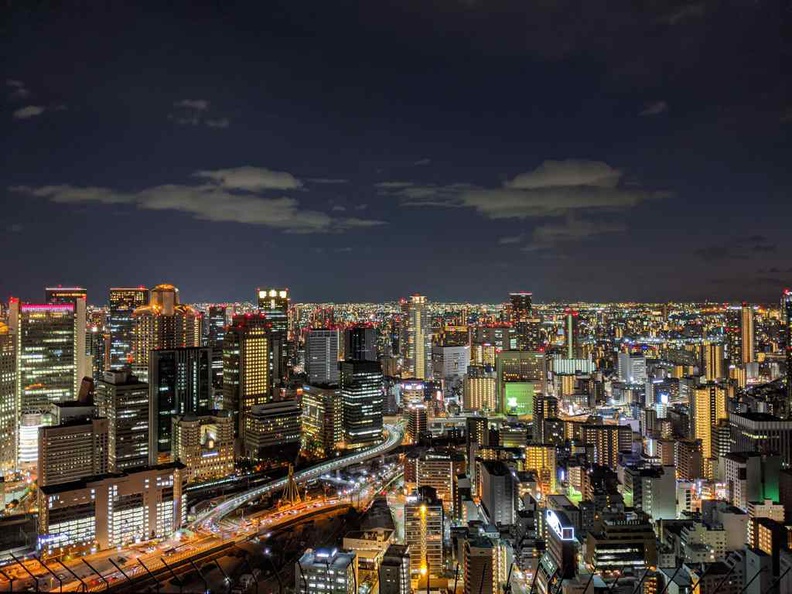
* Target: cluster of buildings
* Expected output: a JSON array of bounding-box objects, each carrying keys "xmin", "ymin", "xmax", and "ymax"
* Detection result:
[
  {"xmin": 289, "ymin": 290, "xmax": 792, "ymax": 594},
  {"xmin": 4, "ymin": 284, "xmax": 792, "ymax": 593}
]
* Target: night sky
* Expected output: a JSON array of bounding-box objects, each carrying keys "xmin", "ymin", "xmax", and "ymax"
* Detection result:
[{"xmin": 2, "ymin": 1, "xmax": 791, "ymax": 304}]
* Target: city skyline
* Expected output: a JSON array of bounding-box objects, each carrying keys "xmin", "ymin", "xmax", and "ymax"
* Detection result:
[{"xmin": 2, "ymin": 2, "xmax": 791, "ymax": 303}]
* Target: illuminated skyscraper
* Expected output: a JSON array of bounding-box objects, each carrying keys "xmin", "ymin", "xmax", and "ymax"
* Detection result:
[
  {"xmin": 131, "ymin": 284, "xmax": 201, "ymax": 381},
  {"xmin": 9, "ymin": 298, "xmax": 89, "ymax": 411},
  {"xmin": 404, "ymin": 294, "xmax": 432, "ymax": 379},
  {"xmin": 223, "ymin": 314, "xmax": 272, "ymax": 436},
  {"xmin": 306, "ymin": 328, "xmax": 340, "ymax": 385},
  {"xmin": 148, "ymin": 347, "xmax": 212, "ymax": 464},
  {"xmin": 345, "ymin": 325, "xmax": 377, "ymax": 361},
  {"xmin": 340, "ymin": 359, "xmax": 384, "ymax": 448},
  {"xmin": 510, "ymin": 292, "xmax": 541, "ymax": 350},
  {"xmin": 690, "ymin": 382, "xmax": 728, "ymax": 479},
  {"xmin": 45, "ymin": 286, "xmax": 87, "ymax": 305},
  {"xmin": 206, "ymin": 305, "xmax": 227, "ymax": 391},
  {"xmin": 257, "ymin": 287, "xmax": 290, "ymax": 386},
  {"xmin": 108, "ymin": 287, "xmax": 149, "ymax": 369},
  {"xmin": 95, "ymin": 370, "xmax": 149, "ymax": 471},
  {"xmin": 0, "ymin": 323, "xmax": 16, "ymax": 475},
  {"xmin": 563, "ymin": 308, "xmax": 579, "ymax": 359},
  {"xmin": 741, "ymin": 302, "xmax": 755, "ymax": 365}
]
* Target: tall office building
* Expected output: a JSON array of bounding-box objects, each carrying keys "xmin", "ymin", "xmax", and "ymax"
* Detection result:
[
  {"xmin": 223, "ymin": 314, "xmax": 272, "ymax": 436},
  {"xmin": 404, "ymin": 294, "xmax": 432, "ymax": 379},
  {"xmin": 783, "ymin": 290, "xmax": 792, "ymax": 412},
  {"xmin": 206, "ymin": 305, "xmax": 227, "ymax": 348},
  {"xmin": 741, "ymin": 303, "xmax": 755, "ymax": 365},
  {"xmin": 9, "ymin": 298, "xmax": 89, "ymax": 411},
  {"xmin": 95, "ymin": 370, "xmax": 149, "ymax": 471},
  {"xmin": 108, "ymin": 287, "xmax": 149, "ymax": 369},
  {"xmin": 345, "ymin": 325, "xmax": 377, "ymax": 361},
  {"xmin": 306, "ymin": 328, "xmax": 340, "ymax": 385},
  {"xmin": 301, "ymin": 384, "xmax": 344, "ymax": 458},
  {"xmin": 244, "ymin": 399, "xmax": 302, "ymax": 463},
  {"xmin": 257, "ymin": 288, "xmax": 290, "ymax": 387},
  {"xmin": 0, "ymin": 323, "xmax": 16, "ymax": 475},
  {"xmin": 691, "ymin": 382, "xmax": 728, "ymax": 479},
  {"xmin": 510, "ymin": 292, "xmax": 541, "ymax": 350},
  {"xmin": 131, "ymin": 284, "xmax": 202, "ymax": 381},
  {"xmin": 148, "ymin": 347, "xmax": 212, "ymax": 464},
  {"xmin": 563, "ymin": 308, "xmax": 580, "ymax": 359},
  {"xmin": 404, "ymin": 486, "xmax": 444, "ymax": 578},
  {"xmin": 340, "ymin": 359, "xmax": 384, "ymax": 448},
  {"xmin": 38, "ymin": 418, "xmax": 109, "ymax": 487},
  {"xmin": 206, "ymin": 305, "xmax": 227, "ymax": 390},
  {"xmin": 296, "ymin": 548, "xmax": 357, "ymax": 594}
]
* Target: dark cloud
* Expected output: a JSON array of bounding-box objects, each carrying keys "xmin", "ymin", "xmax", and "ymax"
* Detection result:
[{"xmin": 695, "ymin": 235, "xmax": 778, "ymax": 261}]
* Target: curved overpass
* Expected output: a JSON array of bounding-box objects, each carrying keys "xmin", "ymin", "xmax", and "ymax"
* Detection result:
[{"xmin": 190, "ymin": 422, "xmax": 404, "ymax": 530}]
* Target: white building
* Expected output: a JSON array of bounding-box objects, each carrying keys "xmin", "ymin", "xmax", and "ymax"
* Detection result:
[{"xmin": 296, "ymin": 548, "xmax": 357, "ymax": 594}]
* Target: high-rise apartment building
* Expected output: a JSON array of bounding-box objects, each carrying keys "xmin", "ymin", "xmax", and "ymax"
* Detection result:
[
  {"xmin": 131, "ymin": 284, "xmax": 202, "ymax": 381},
  {"xmin": 463, "ymin": 365, "xmax": 497, "ymax": 412},
  {"xmin": 340, "ymin": 359, "xmax": 384, "ymax": 448},
  {"xmin": 0, "ymin": 323, "xmax": 16, "ymax": 475},
  {"xmin": 95, "ymin": 370, "xmax": 149, "ymax": 471},
  {"xmin": 404, "ymin": 487, "xmax": 444, "ymax": 578},
  {"xmin": 741, "ymin": 302, "xmax": 755, "ymax": 365},
  {"xmin": 345, "ymin": 326, "xmax": 377, "ymax": 361},
  {"xmin": 108, "ymin": 287, "xmax": 149, "ymax": 369},
  {"xmin": 379, "ymin": 544, "xmax": 411, "ymax": 594},
  {"xmin": 9, "ymin": 298, "xmax": 89, "ymax": 412},
  {"xmin": 306, "ymin": 328, "xmax": 340, "ymax": 385},
  {"xmin": 404, "ymin": 294, "xmax": 432, "ymax": 379},
  {"xmin": 464, "ymin": 537, "xmax": 502, "ymax": 594},
  {"xmin": 223, "ymin": 314, "xmax": 271, "ymax": 436},
  {"xmin": 148, "ymin": 347, "xmax": 212, "ymax": 464},
  {"xmin": 525, "ymin": 444, "xmax": 557, "ymax": 496},
  {"xmin": 301, "ymin": 384, "xmax": 343, "ymax": 458},
  {"xmin": 579, "ymin": 424, "xmax": 633, "ymax": 468},
  {"xmin": 690, "ymin": 382, "xmax": 728, "ymax": 479},
  {"xmin": 702, "ymin": 341, "xmax": 726, "ymax": 381}
]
